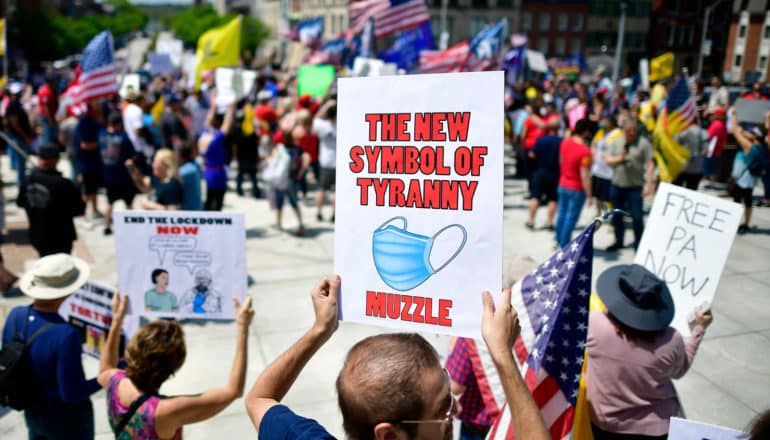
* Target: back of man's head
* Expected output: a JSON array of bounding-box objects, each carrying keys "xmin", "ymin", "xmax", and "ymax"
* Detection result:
[{"xmin": 336, "ymin": 333, "xmax": 441, "ymax": 440}]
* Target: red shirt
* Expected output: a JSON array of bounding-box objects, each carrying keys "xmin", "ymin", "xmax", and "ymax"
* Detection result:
[
  {"xmin": 559, "ymin": 137, "xmax": 591, "ymax": 191},
  {"xmin": 707, "ymin": 119, "xmax": 727, "ymax": 157},
  {"xmin": 297, "ymin": 132, "xmax": 319, "ymax": 162},
  {"xmin": 523, "ymin": 113, "xmax": 559, "ymax": 149},
  {"xmin": 37, "ymin": 84, "xmax": 57, "ymax": 118}
]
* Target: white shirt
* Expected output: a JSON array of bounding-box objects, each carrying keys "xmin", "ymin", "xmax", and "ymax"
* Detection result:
[
  {"xmin": 313, "ymin": 118, "xmax": 337, "ymax": 169},
  {"xmin": 123, "ymin": 103, "xmax": 152, "ymax": 157}
]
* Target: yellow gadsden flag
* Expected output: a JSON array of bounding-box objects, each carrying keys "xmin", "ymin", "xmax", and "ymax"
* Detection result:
[
  {"xmin": 653, "ymin": 106, "xmax": 691, "ymax": 183},
  {"xmin": 649, "ymin": 52, "xmax": 674, "ymax": 83},
  {"xmin": 195, "ymin": 16, "xmax": 242, "ymax": 89}
]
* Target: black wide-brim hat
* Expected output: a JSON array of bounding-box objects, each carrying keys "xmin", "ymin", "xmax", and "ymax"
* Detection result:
[{"xmin": 596, "ymin": 264, "xmax": 675, "ymax": 332}]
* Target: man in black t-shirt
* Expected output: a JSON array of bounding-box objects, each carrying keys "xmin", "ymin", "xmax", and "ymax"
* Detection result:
[
  {"xmin": 17, "ymin": 145, "xmax": 85, "ymax": 256},
  {"xmin": 74, "ymin": 102, "xmax": 104, "ymax": 218},
  {"xmin": 526, "ymin": 134, "xmax": 562, "ymax": 231},
  {"xmin": 160, "ymin": 95, "xmax": 190, "ymax": 150},
  {"xmin": 4, "ymin": 82, "xmax": 36, "ymax": 187}
]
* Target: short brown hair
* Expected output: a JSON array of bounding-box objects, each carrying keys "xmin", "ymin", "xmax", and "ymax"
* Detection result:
[
  {"xmin": 126, "ymin": 320, "xmax": 186, "ymax": 393},
  {"xmin": 607, "ymin": 312, "xmax": 663, "ymax": 343},
  {"xmin": 336, "ymin": 333, "xmax": 441, "ymax": 440}
]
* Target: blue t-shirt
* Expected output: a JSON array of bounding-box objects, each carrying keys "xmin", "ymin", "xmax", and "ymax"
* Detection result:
[
  {"xmin": 259, "ymin": 404, "xmax": 336, "ymax": 440},
  {"xmin": 532, "ymin": 135, "xmax": 562, "ymax": 174},
  {"xmin": 201, "ymin": 129, "xmax": 228, "ymax": 190},
  {"xmin": 99, "ymin": 129, "xmax": 136, "ymax": 186},
  {"xmin": 732, "ymin": 144, "xmax": 762, "ymax": 190},
  {"xmin": 74, "ymin": 116, "xmax": 104, "ymax": 173},
  {"xmin": 179, "ymin": 161, "xmax": 203, "ymax": 211},
  {"xmin": 1, "ymin": 306, "xmax": 100, "ymax": 404}
]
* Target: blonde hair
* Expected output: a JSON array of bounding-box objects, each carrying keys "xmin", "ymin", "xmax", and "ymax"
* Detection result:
[
  {"xmin": 295, "ymin": 109, "xmax": 312, "ymax": 126},
  {"xmin": 154, "ymin": 148, "xmax": 179, "ymax": 180}
]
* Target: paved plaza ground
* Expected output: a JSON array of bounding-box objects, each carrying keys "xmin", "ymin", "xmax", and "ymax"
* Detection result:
[{"xmin": 1, "ymin": 152, "xmax": 769, "ymax": 439}]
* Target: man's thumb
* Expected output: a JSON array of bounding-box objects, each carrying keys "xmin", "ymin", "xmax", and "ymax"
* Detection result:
[{"xmin": 482, "ymin": 290, "xmax": 494, "ymax": 317}]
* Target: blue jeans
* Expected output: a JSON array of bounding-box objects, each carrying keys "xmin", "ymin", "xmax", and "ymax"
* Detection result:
[
  {"xmin": 610, "ymin": 185, "xmax": 644, "ymax": 249},
  {"xmin": 703, "ymin": 155, "xmax": 720, "ymax": 178},
  {"xmin": 24, "ymin": 399, "xmax": 94, "ymax": 440},
  {"xmin": 6, "ymin": 134, "xmax": 28, "ymax": 188},
  {"xmin": 555, "ymin": 187, "xmax": 586, "ymax": 248}
]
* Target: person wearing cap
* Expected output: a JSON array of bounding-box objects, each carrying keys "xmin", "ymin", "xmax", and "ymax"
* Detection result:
[
  {"xmin": 1, "ymin": 254, "xmax": 100, "ymax": 439},
  {"xmin": 17, "ymin": 144, "xmax": 85, "ymax": 256},
  {"xmin": 586, "ymin": 264, "xmax": 713, "ymax": 439},
  {"xmin": 254, "ymin": 89, "xmax": 277, "ymax": 128},
  {"xmin": 4, "ymin": 81, "xmax": 36, "ymax": 188},
  {"xmin": 99, "ymin": 112, "xmax": 137, "ymax": 235},
  {"xmin": 704, "ymin": 108, "xmax": 727, "ymax": 184}
]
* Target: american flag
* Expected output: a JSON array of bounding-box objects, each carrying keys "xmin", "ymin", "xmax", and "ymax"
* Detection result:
[
  {"xmin": 469, "ymin": 223, "xmax": 596, "ymax": 439},
  {"xmin": 68, "ymin": 31, "xmax": 118, "ymax": 108},
  {"xmin": 349, "ymin": 0, "xmax": 429, "ymax": 38},
  {"xmin": 666, "ymin": 74, "xmax": 696, "ymax": 131},
  {"xmin": 414, "ymin": 41, "xmax": 470, "ymax": 74}
]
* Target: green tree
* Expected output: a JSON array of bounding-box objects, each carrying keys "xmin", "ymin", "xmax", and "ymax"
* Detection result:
[
  {"xmin": 8, "ymin": 0, "xmax": 148, "ymax": 65},
  {"xmin": 171, "ymin": 6, "xmax": 270, "ymax": 54}
]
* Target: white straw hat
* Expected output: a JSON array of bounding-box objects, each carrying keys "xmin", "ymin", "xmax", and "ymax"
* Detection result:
[{"xmin": 19, "ymin": 254, "xmax": 90, "ymax": 300}]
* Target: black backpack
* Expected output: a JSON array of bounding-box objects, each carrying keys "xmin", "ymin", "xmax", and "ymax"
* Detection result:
[{"xmin": 0, "ymin": 307, "xmax": 53, "ymax": 410}]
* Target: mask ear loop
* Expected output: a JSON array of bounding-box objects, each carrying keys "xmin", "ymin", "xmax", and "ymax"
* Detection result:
[
  {"xmin": 376, "ymin": 216, "xmax": 407, "ymax": 231},
  {"xmin": 431, "ymin": 224, "xmax": 467, "ymax": 273}
]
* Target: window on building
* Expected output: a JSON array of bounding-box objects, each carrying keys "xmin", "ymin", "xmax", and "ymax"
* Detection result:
[
  {"xmin": 538, "ymin": 37, "xmax": 549, "ymax": 54},
  {"xmin": 687, "ymin": 25, "xmax": 694, "ymax": 46},
  {"xmin": 760, "ymin": 56, "xmax": 768, "ymax": 70},
  {"xmin": 572, "ymin": 14, "xmax": 584, "ymax": 31},
  {"xmin": 557, "ymin": 13, "xmax": 568, "ymax": 31},
  {"xmin": 735, "ymin": 54, "xmax": 743, "ymax": 67},
  {"xmin": 521, "ymin": 11, "xmax": 532, "ymax": 31},
  {"xmin": 739, "ymin": 25, "xmax": 747, "ymax": 38},
  {"xmin": 571, "ymin": 39, "xmax": 581, "ymax": 55},
  {"xmin": 339, "ymin": 14, "xmax": 345, "ymax": 32},
  {"xmin": 555, "ymin": 37, "xmax": 566, "ymax": 55},
  {"xmin": 665, "ymin": 26, "xmax": 674, "ymax": 47},
  {"xmin": 539, "ymin": 12, "xmax": 550, "ymax": 31},
  {"xmin": 764, "ymin": 25, "xmax": 770, "ymax": 39}
]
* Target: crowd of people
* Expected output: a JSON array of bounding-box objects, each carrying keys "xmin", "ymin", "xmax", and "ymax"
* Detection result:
[
  {"xmin": 508, "ymin": 74, "xmax": 770, "ymax": 248},
  {"xmin": 0, "ymin": 61, "xmax": 768, "ymax": 440}
]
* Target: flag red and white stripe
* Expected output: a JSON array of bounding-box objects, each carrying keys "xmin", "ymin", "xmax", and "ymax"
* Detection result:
[
  {"xmin": 414, "ymin": 41, "xmax": 470, "ymax": 74},
  {"xmin": 68, "ymin": 31, "xmax": 118, "ymax": 111},
  {"xmin": 349, "ymin": 0, "xmax": 429, "ymax": 38}
]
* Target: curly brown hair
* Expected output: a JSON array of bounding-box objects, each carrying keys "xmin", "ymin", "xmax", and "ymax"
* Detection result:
[{"xmin": 125, "ymin": 320, "xmax": 186, "ymax": 393}]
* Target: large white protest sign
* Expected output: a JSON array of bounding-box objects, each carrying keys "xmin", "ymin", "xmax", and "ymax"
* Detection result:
[
  {"xmin": 59, "ymin": 281, "xmax": 140, "ymax": 359},
  {"xmin": 635, "ymin": 183, "xmax": 743, "ymax": 336},
  {"xmin": 215, "ymin": 68, "xmax": 258, "ymax": 109},
  {"xmin": 668, "ymin": 417, "xmax": 748, "ymax": 440},
  {"xmin": 119, "ymin": 73, "xmax": 141, "ymax": 99},
  {"xmin": 114, "ymin": 211, "xmax": 247, "ymax": 320},
  {"xmin": 335, "ymin": 72, "xmax": 504, "ymax": 338},
  {"xmin": 156, "ymin": 38, "xmax": 184, "ymax": 67}
]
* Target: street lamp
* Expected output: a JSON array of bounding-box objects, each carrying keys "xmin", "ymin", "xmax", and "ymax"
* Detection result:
[{"xmin": 696, "ymin": 0, "xmax": 729, "ymax": 80}]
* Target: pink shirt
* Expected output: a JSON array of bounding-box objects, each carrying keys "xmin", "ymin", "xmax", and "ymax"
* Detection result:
[{"xmin": 586, "ymin": 311, "xmax": 704, "ymax": 436}]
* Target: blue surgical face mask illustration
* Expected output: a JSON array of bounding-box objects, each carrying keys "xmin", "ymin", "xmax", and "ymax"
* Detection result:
[{"xmin": 372, "ymin": 216, "xmax": 467, "ymax": 291}]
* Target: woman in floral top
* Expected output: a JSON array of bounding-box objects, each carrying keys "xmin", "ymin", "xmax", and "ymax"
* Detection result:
[{"xmin": 98, "ymin": 292, "xmax": 254, "ymax": 439}]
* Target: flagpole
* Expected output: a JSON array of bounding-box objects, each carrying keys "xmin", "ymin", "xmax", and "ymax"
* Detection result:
[{"xmin": 612, "ymin": 1, "xmax": 626, "ymax": 82}]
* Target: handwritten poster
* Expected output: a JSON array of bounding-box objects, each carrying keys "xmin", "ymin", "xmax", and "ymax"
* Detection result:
[{"xmin": 635, "ymin": 183, "xmax": 743, "ymax": 336}]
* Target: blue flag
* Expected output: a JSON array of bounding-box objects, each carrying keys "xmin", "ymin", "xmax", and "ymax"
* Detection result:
[
  {"xmin": 503, "ymin": 45, "xmax": 525, "ymax": 84},
  {"xmin": 469, "ymin": 20, "xmax": 504, "ymax": 60},
  {"xmin": 378, "ymin": 21, "xmax": 434, "ymax": 70},
  {"xmin": 295, "ymin": 17, "xmax": 324, "ymax": 46}
]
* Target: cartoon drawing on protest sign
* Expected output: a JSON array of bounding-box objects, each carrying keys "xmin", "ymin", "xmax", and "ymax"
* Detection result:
[
  {"xmin": 144, "ymin": 268, "xmax": 178, "ymax": 312},
  {"xmin": 179, "ymin": 269, "xmax": 224, "ymax": 314},
  {"xmin": 115, "ymin": 211, "xmax": 247, "ymax": 319},
  {"xmin": 372, "ymin": 216, "xmax": 467, "ymax": 291}
]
